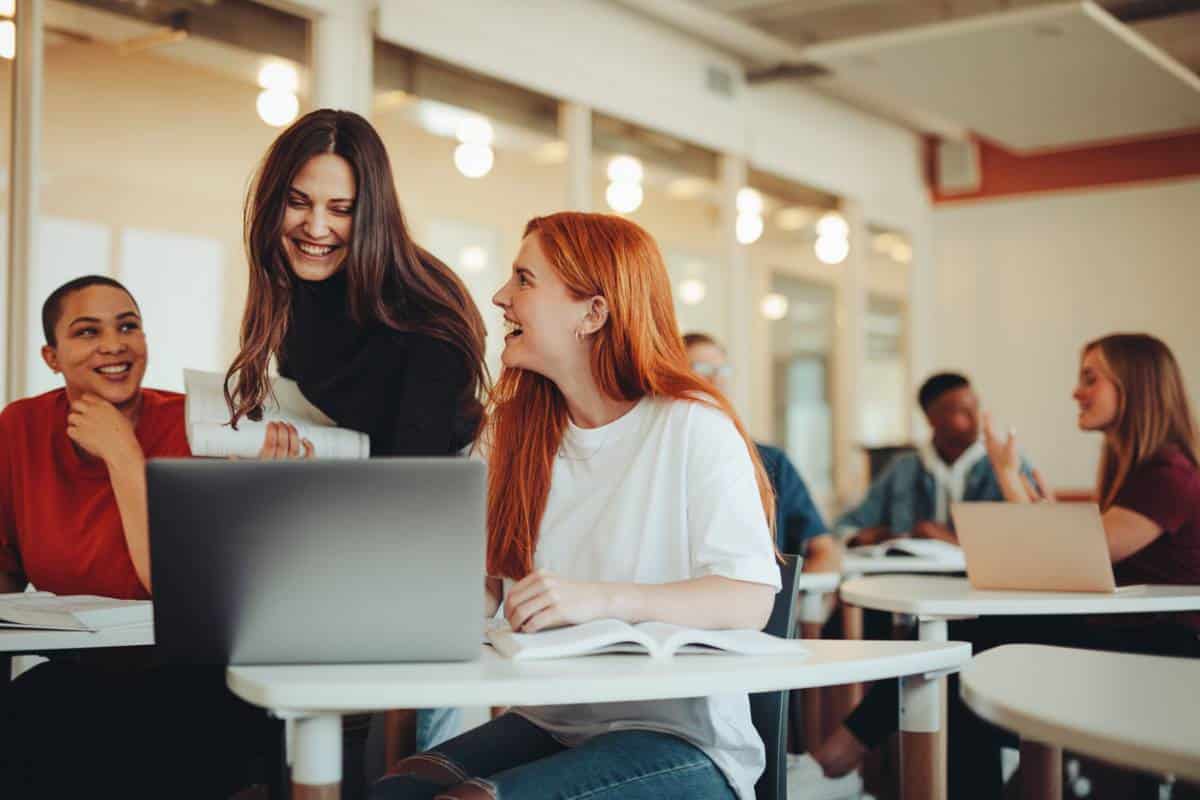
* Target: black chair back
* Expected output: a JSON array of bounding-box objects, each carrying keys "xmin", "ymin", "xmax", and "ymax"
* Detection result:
[{"xmin": 750, "ymin": 553, "xmax": 802, "ymax": 800}]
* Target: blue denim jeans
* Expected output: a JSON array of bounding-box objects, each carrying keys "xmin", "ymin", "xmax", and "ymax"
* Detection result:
[{"xmin": 371, "ymin": 712, "xmax": 735, "ymax": 800}]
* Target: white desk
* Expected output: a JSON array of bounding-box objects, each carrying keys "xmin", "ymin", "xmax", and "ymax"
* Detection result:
[
  {"xmin": 0, "ymin": 623, "xmax": 154, "ymax": 655},
  {"xmin": 228, "ymin": 639, "xmax": 971, "ymax": 800},
  {"xmin": 961, "ymin": 645, "xmax": 1200, "ymax": 798},
  {"xmin": 841, "ymin": 554, "xmax": 964, "ymax": 577},
  {"xmin": 840, "ymin": 576, "xmax": 1200, "ymax": 800}
]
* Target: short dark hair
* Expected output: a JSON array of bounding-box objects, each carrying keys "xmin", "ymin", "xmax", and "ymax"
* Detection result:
[
  {"xmin": 918, "ymin": 372, "xmax": 970, "ymax": 411},
  {"xmin": 42, "ymin": 275, "xmax": 138, "ymax": 347},
  {"xmin": 682, "ymin": 332, "xmax": 724, "ymax": 352}
]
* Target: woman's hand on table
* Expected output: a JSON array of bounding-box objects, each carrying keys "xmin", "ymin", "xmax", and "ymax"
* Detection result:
[{"xmin": 504, "ymin": 570, "xmax": 612, "ymax": 633}]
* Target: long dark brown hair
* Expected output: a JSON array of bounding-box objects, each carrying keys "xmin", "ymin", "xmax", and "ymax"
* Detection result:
[
  {"xmin": 1086, "ymin": 333, "xmax": 1199, "ymax": 509},
  {"xmin": 225, "ymin": 109, "xmax": 488, "ymax": 436}
]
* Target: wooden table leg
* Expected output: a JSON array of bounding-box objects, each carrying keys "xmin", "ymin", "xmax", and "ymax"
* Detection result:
[
  {"xmin": 291, "ymin": 713, "xmax": 342, "ymax": 800},
  {"xmin": 832, "ymin": 602, "xmax": 865, "ymax": 728},
  {"xmin": 799, "ymin": 589, "xmax": 828, "ymax": 752},
  {"xmin": 899, "ymin": 617, "xmax": 949, "ymax": 800},
  {"xmin": 1020, "ymin": 740, "xmax": 1062, "ymax": 800}
]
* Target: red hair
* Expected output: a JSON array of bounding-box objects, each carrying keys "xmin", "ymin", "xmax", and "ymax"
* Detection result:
[{"xmin": 486, "ymin": 212, "xmax": 776, "ymax": 579}]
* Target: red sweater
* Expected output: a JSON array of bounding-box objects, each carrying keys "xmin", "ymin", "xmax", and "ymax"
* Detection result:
[{"xmin": 0, "ymin": 388, "xmax": 190, "ymax": 600}]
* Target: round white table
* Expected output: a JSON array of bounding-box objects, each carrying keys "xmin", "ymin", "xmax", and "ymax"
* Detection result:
[
  {"xmin": 961, "ymin": 644, "xmax": 1200, "ymax": 799},
  {"xmin": 839, "ymin": 576, "xmax": 1200, "ymax": 800}
]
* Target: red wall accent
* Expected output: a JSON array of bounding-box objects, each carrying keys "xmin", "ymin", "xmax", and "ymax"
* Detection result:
[{"xmin": 926, "ymin": 129, "xmax": 1200, "ymax": 204}]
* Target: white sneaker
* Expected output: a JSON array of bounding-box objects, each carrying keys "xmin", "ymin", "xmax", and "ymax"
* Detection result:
[{"xmin": 786, "ymin": 753, "xmax": 864, "ymax": 800}]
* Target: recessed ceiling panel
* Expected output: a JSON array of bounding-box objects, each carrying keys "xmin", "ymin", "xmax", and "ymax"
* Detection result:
[{"xmin": 803, "ymin": 1, "xmax": 1200, "ymax": 152}]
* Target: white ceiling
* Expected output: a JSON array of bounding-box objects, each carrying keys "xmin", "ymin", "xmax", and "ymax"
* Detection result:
[{"xmin": 800, "ymin": 2, "xmax": 1200, "ymax": 151}]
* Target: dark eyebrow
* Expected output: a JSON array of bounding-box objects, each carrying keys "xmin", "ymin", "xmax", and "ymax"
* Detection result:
[
  {"xmin": 513, "ymin": 264, "xmax": 536, "ymax": 278},
  {"xmin": 289, "ymin": 186, "xmax": 354, "ymax": 204},
  {"xmin": 68, "ymin": 310, "xmax": 141, "ymax": 327},
  {"xmin": 67, "ymin": 315, "xmax": 102, "ymax": 327}
]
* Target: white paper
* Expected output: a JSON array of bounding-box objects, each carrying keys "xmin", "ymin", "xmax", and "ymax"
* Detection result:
[{"xmin": 184, "ymin": 369, "xmax": 369, "ymax": 459}]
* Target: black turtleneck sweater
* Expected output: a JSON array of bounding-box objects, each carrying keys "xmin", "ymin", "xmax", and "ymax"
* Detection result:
[{"xmin": 277, "ymin": 270, "xmax": 477, "ymax": 456}]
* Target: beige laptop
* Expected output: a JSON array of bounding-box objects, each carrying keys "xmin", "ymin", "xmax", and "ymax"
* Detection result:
[{"xmin": 951, "ymin": 502, "xmax": 1134, "ymax": 593}]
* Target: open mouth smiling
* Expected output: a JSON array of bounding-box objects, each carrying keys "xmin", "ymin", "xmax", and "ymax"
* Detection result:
[{"xmin": 293, "ymin": 239, "xmax": 340, "ymax": 258}]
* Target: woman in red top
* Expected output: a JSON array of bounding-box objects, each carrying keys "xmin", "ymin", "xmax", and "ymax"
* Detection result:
[
  {"xmin": 0, "ymin": 276, "xmax": 277, "ymax": 799},
  {"xmin": 0, "ymin": 275, "xmax": 189, "ymax": 598}
]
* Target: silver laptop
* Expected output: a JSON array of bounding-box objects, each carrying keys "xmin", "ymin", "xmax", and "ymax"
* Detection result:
[
  {"xmin": 148, "ymin": 458, "xmax": 485, "ymax": 665},
  {"xmin": 952, "ymin": 501, "xmax": 1132, "ymax": 593}
]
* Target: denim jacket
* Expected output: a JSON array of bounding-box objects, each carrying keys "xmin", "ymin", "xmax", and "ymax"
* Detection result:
[{"xmin": 833, "ymin": 450, "xmax": 1034, "ymax": 539}]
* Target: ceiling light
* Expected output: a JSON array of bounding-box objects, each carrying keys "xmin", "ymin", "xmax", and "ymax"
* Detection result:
[
  {"xmin": 814, "ymin": 234, "xmax": 850, "ymax": 265},
  {"xmin": 678, "ymin": 279, "xmax": 707, "ymax": 306},
  {"xmin": 736, "ymin": 187, "xmax": 764, "ymax": 216},
  {"xmin": 605, "ymin": 181, "xmax": 644, "ymax": 214},
  {"xmin": 735, "ymin": 212, "xmax": 764, "ymax": 245},
  {"xmin": 256, "ymin": 88, "xmax": 299, "ymax": 128},
  {"xmin": 454, "ymin": 142, "xmax": 494, "ymax": 179},
  {"xmin": 257, "ymin": 62, "xmax": 299, "ymax": 94},
  {"xmin": 816, "ymin": 211, "xmax": 849, "ymax": 240},
  {"xmin": 891, "ymin": 241, "xmax": 913, "ymax": 264},
  {"xmin": 606, "ymin": 155, "xmax": 644, "ymax": 184},
  {"xmin": 0, "ymin": 1, "xmax": 14, "ymax": 17},
  {"xmin": 456, "ymin": 115, "xmax": 494, "ymax": 146},
  {"xmin": 761, "ymin": 293, "xmax": 790, "ymax": 321}
]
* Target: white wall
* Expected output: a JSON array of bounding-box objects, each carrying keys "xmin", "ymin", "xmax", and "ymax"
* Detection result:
[{"xmin": 932, "ymin": 177, "xmax": 1200, "ymax": 489}]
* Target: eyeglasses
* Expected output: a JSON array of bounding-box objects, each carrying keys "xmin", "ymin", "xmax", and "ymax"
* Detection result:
[{"xmin": 691, "ymin": 362, "xmax": 733, "ymax": 379}]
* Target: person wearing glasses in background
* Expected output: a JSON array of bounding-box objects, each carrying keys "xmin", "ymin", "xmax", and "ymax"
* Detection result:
[{"xmin": 683, "ymin": 333, "xmax": 841, "ymax": 575}]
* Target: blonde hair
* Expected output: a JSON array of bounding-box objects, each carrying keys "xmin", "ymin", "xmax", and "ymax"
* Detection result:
[{"xmin": 1086, "ymin": 334, "xmax": 1199, "ymax": 509}]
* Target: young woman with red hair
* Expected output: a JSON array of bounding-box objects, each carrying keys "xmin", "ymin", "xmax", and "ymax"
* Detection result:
[{"xmin": 373, "ymin": 212, "xmax": 781, "ymax": 800}]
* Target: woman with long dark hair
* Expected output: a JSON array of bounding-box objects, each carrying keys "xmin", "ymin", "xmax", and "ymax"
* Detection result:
[
  {"xmin": 226, "ymin": 108, "xmax": 487, "ymax": 458},
  {"xmin": 226, "ymin": 109, "xmax": 490, "ymax": 791}
]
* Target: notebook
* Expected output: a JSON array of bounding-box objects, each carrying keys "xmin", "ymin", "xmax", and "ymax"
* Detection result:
[
  {"xmin": 849, "ymin": 538, "xmax": 966, "ymax": 568},
  {"xmin": 0, "ymin": 593, "xmax": 152, "ymax": 632},
  {"xmin": 487, "ymin": 618, "xmax": 809, "ymax": 661},
  {"xmin": 184, "ymin": 369, "xmax": 369, "ymax": 459}
]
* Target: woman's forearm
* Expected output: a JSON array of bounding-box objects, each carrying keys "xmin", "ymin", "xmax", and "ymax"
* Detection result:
[
  {"xmin": 608, "ymin": 575, "xmax": 774, "ymax": 630},
  {"xmin": 106, "ymin": 451, "xmax": 152, "ymax": 593}
]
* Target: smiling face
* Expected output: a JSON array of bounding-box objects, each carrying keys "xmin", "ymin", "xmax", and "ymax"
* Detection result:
[
  {"xmin": 925, "ymin": 385, "xmax": 981, "ymax": 455},
  {"xmin": 41, "ymin": 285, "xmax": 147, "ymax": 408},
  {"xmin": 281, "ymin": 153, "xmax": 356, "ymax": 281},
  {"xmin": 491, "ymin": 232, "xmax": 595, "ymax": 382},
  {"xmin": 1073, "ymin": 347, "xmax": 1121, "ymax": 431}
]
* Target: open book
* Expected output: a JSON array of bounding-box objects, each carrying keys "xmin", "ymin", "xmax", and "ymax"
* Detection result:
[
  {"xmin": 184, "ymin": 369, "xmax": 369, "ymax": 459},
  {"xmin": 487, "ymin": 619, "xmax": 809, "ymax": 661},
  {"xmin": 0, "ymin": 594, "xmax": 152, "ymax": 632},
  {"xmin": 850, "ymin": 537, "xmax": 966, "ymax": 568}
]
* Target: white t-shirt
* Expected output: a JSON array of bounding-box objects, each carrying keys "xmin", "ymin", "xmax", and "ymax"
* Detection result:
[{"xmin": 511, "ymin": 396, "xmax": 781, "ymax": 800}]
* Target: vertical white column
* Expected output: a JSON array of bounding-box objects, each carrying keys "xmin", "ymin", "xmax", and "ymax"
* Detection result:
[
  {"xmin": 559, "ymin": 102, "xmax": 592, "ymax": 212},
  {"xmin": 309, "ymin": 1, "xmax": 373, "ymax": 116},
  {"xmin": 719, "ymin": 154, "xmax": 751, "ymax": 418},
  {"xmin": 5, "ymin": 0, "xmax": 43, "ymax": 403},
  {"xmin": 833, "ymin": 200, "xmax": 868, "ymax": 508}
]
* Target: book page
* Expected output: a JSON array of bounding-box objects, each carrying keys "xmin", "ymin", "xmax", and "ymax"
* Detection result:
[
  {"xmin": 0, "ymin": 596, "xmax": 151, "ymax": 632},
  {"xmin": 635, "ymin": 622, "xmax": 809, "ymax": 658},
  {"xmin": 487, "ymin": 618, "xmax": 653, "ymax": 660}
]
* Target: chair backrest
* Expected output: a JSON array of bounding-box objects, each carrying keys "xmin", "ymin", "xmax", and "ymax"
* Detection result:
[{"xmin": 750, "ymin": 553, "xmax": 802, "ymax": 800}]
